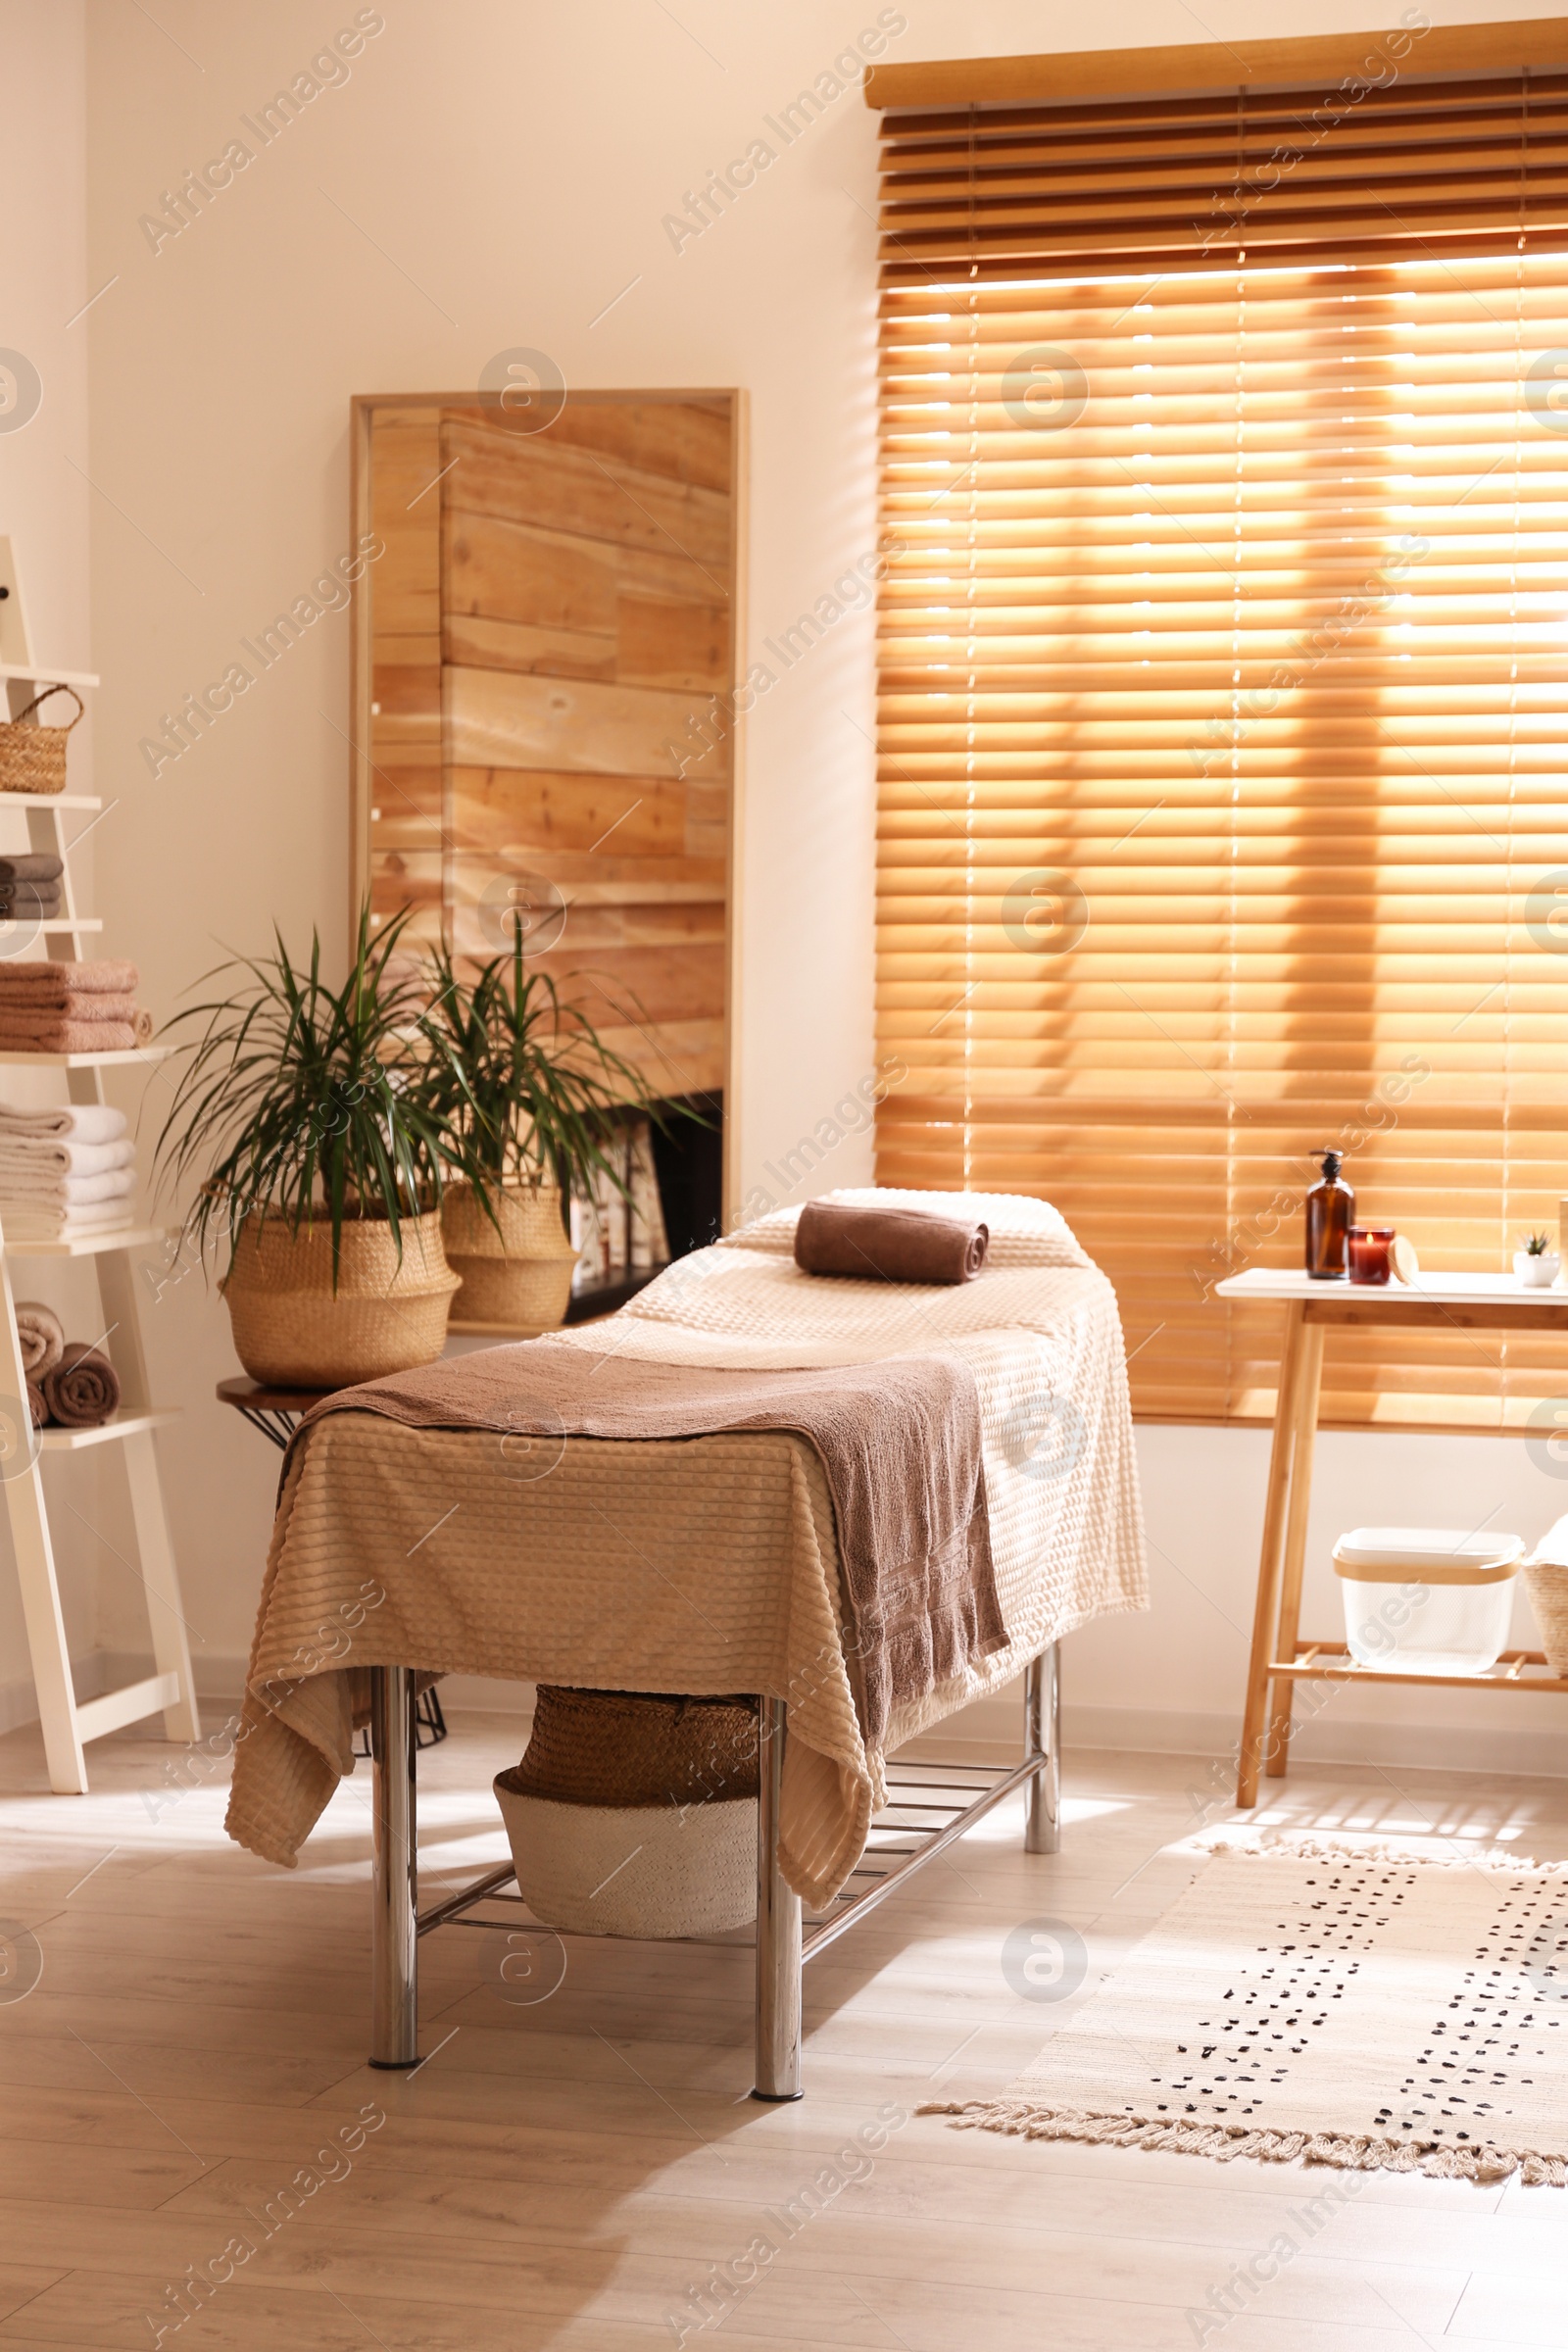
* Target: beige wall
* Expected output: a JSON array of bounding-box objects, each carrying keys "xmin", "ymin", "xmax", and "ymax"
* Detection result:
[{"xmin": 16, "ymin": 0, "xmax": 1558, "ymax": 1772}]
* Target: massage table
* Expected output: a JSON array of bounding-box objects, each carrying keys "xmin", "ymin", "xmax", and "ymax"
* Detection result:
[{"xmin": 226, "ymin": 1188, "xmax": 1148, "ymax": 2098}]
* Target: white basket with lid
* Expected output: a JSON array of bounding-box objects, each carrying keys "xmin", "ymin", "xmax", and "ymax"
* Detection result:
[{"xmin": 1333, "ymin": 1526, "xmax": 1524, "ymax": 1675}]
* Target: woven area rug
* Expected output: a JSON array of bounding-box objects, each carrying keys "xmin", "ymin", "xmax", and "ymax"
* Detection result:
[{"xmin": 926, "ymin": 1838, "xmax": 1568, "ymax": 2184}]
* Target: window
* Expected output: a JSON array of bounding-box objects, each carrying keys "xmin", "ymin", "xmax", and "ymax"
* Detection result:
[{"xmin": 873, "ymin": 45, "xmax": 1568, "ymax": 1429}]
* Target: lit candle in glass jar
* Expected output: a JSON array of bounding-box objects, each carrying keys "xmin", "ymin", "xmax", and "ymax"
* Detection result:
[{"xmin": 1348, "ymin": 1226, "xmax": 1396, "ymax": 1285}]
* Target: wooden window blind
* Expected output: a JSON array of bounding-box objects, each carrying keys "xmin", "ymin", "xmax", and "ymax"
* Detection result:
[{"xmin": 873, "ymin": 50, "xmax": 1568, "ymax": 1429}]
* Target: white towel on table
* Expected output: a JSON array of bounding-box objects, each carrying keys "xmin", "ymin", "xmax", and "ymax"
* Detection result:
[
  {"xmin": 0, "ymin": 1138, "xmax": 134, "ymax": 1177},
  {"xmin": 0, "ymin": 1102, "xmax": 127, "ymax": 1145},
  {"xmin": 0, "ymin": 1166, "xmax": 136, "ymax": 1207}
]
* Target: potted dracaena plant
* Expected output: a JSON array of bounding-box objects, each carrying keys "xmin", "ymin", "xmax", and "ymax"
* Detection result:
[
  {"xmin": 417, "ymin": 936, "xmax": 666, "ymax": 1332},
  {"xmin": 155, "ymin": 906, "xmax": 482, "ymax": 1389}
]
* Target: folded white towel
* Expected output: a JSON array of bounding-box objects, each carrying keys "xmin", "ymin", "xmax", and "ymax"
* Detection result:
[
  {"xmin": 0, "ymin": 1138, "xmax": 135, "ymax": 1177},
  {"xmin": 0, "ymin": 1166, "xmax": 137, "ymax": 1207},
  {"xmin": 0, "ymin": 1102, "xmax": 127, "ymax": 1145},
  {"xmin": 1, "ymin": 1201, "xmax": 137, "ymax": 1241}
]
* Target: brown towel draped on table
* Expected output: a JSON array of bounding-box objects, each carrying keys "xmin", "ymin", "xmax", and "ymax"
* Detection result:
[
  {"xmin": 795, "ymin": 1199, "xmax": 990, "ymax": 1286},
  {"xmin": 291, "ymin": 1337, "xmax": 1006, "ymax": 1750}
]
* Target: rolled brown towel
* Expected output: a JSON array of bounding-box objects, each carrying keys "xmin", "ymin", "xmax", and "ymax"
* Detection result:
[
  {"xmin": 14, "ymin": 1299, "xmax": 64, "ymax": 1377},
  {"xmin": 25, "ymin": 1380, "xmax": 44, "ymax": 1430},
  {"xmin": 794, "ymin": 1199, "xmax": 990, "ymax": 1285},
  {"xmin": 132, "ymin": 1007, "xmax": 154, "ymax": 1045},
  {"xmin": 41, "ymin": 1343, "xmax": 120, "ymax": 1429},
  {"xmin": 0, "ymin": 857, "xmax": 63, "ymax": 883}
]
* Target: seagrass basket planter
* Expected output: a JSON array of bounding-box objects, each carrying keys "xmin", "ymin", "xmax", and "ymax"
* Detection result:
[
  {"xmin": 495, "ymin": 1688, "xmax": 760, "ymax": 1938},
  {"xmin": 441, "ymin": 1179, "xmax": 578, "ymax": 1330},
  {"xmin": 221, "ymin": 1209, "xmax": 460, "ymax": 1388}
]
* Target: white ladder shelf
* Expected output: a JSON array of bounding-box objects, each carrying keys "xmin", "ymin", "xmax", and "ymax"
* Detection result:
[{"xmin": 0, "ymin": 546, "xmax": 197, "ymax": 1790}]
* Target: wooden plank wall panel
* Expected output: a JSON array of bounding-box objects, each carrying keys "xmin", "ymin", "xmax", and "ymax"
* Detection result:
[
  {"xmin": 367, "ymin": 409, "xmax": 444, "ymax": 933},
  {"xmin": 439, "ymin": 401, "xmax": 734, "ymax": 1099}
]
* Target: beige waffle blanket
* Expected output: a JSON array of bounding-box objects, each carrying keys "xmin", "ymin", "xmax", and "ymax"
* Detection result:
[{"xmin": 225, "ymin": 1189, "xmax": 1148, "ymax": 1904}]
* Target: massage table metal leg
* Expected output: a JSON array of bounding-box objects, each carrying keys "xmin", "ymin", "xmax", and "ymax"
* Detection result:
[
  {"xmin": 753, "ymin": 1695, "xmax": 803, "ymax": 2102},
  {"xmin": 369, "ymin": 1664, "xmax": 420, "ymax": 2069},
  {"xmin": 1024, "ymin": 1643, "xmax": 1060, "ymax": 1855}
]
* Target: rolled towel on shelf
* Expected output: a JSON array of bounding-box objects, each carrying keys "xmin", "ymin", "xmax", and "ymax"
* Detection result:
[
  {"xmin": 14, "ymin": 1299, "xmax": 65, "ymax": 1377},
  {"xmin": 0, "ymin": 857, "xmax": 64, "ymax": 884},
  {"xmin": 25, "ymin": 1381, "xmax": 43, "ymax": 1431},
  {"xmin": 132, "ymin": 1007, "xmax": 153, "ymax": 1046},
  {"xmin": 41, "ymin": 1344, "xmax": 120, "ymax": 1429},
  {"xmin": 0, "ymin": 1101, "xmax": 126, "ymax": 1144},
  {"xmin": 0, "ymin": 891, "xmax": 63, "ymax": 917},
  {"xmin": 793, "ymin": 1198, "xmax": 990, "ymax": 1286}
]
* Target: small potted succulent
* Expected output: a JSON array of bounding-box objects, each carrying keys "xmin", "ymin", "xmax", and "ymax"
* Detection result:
[
  {"xmin": 418, "ymin": 937, "xmax": 664, "ymax": 1331},
  {"xmin": 156, "ymin": 907, "xmax": 477, "ymax": 1387},
  {"xmin": 1515, "ymin": 1231, "xmax": 1562, "ymax": 1288}
]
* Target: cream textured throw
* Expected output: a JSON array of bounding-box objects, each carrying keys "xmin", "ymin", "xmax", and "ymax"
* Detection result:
[{"xmin": 225, "ymin": 1189, "xmax": 1148, "ymax": 1900}]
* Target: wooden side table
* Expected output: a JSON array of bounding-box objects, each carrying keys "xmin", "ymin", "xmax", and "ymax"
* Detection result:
[{"xmin": 1216, "ymin": 1268, "xmax": 1568, "ymax": 1806}]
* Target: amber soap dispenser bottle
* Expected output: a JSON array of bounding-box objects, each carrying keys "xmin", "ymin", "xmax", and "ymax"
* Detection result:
[{"xmin": 1304, "ymin": 1150, "xmax": 1353, "ymax": 1280}]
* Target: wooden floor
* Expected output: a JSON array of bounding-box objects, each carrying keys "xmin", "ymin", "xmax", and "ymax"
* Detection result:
[{"xmin": 1, "ymin": 1709, "xmax": 1566, "ymax": 2351}]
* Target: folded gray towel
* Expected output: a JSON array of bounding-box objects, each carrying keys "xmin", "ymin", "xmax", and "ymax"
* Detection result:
[{"xmin": 0, "ymin": 857, "xmax": 63, "ymax": 883}]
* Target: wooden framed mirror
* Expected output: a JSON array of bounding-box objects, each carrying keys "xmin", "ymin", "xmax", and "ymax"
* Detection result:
[{"xmin": 348, "ymin": 386, "xmax": 744, "ymax": 1297}]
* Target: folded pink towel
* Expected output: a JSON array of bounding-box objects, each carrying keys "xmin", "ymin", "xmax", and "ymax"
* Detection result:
[
  {"xmin": 0, "ymin": 959, "xmax": 138, "ymax": 996},
  {"xmin": 0, "ymin": 1020, "xmax": 138, "ymax": 1053},
  {"xmin": 0, "ymin": 994, "xmax": 135, "ymax": 1022}
]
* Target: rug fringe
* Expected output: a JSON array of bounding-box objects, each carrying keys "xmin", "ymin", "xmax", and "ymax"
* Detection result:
[
  {"xmin": 916, "ymin": 2098, "xmax": 1566, "ymax": 2184},
  {"xmin": 1200, "ymin": 1833, "xmax": 1568, "ymax": 1877}
]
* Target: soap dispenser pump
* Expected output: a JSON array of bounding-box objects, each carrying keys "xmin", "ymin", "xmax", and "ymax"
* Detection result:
[{"xmin": 1305, "ymin": 1149, "xmax": 1353, "ymax": 1281}]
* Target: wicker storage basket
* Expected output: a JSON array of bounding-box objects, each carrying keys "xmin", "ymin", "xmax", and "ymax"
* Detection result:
[
  {"xmin": 441, "ymin": 1179, "xmax": 578, "ymax": 1331},
  {"xmin": 495, "ymin": 1688, "xmax": 760, "ymax": 1937},
  {"xmin": 220, "ymin": 1209, "xmax": 460, "ymax": 1388},
  {"xmin": 0, "ymin": 685, "xmax": 83, "ymax": 795},
  {"xmin": 1525, "ymin": 1560, "xmax": 1568, "ymax": 1675}
]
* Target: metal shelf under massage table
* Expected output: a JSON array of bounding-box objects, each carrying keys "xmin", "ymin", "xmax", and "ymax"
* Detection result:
[{"xmin": 366, "ymin": 1644, "xmax": 1060, "ymax": 2100}]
